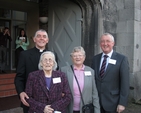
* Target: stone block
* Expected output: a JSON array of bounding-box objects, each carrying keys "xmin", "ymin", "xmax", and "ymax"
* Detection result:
[
  {"xmin": 129, "ymin": 72, "xmax": 135, "ymax": 99},
  {"xmin": 134, "ymin": 9, "xmax": 141, "ymax": 21},
  {"xmin": 119, "ymin": 9, "xmax": 134, "ymax": 21},
  {"xmin": 134, "ymin": 21, "xmax": 141, "ymax": 33},
  {"xmin": 133, "ymin": 72, "xmax": 141, "ymax": 102},
  {"xmin": 124, "ymin": 0, "xmax": 134, "ymax": 9},
  {"xmin": 103, "ymin": 21, "xmax": 117, "ymax": 33},
  {"xmin": 134, "ymin": 33, "xmax": 141, "ymax": 45},
  {"xmin": 116, "ymin": 0, "xmax": 124, "ymax": 10},
  {"xmin": 115, "ymin": 46, "xmax": 133, "ymax": 58},
  {"xmin": 116, "ymin": 20, "xmax": 134, "ymax": 33},
  {"xmin": 134, "ymin": 0, "xmax": 141, "ymax": 9},
  {"xmin": 116, "ymin": 21, "xmax": 127, "ymax": 33},
  {"xmin": 116, "ymin": 33, "xmax": 134, "ymax": 46}
]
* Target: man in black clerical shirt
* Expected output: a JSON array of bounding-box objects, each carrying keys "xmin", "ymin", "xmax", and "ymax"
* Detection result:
[{"xmin": 14, "ymin": 29, "xmax": 54, "ymax": 113}]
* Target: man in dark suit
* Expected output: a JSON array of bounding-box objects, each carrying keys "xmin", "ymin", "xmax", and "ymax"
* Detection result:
[
  {"xmin": 91, "ymin": 33, "xmax": 129, "ymax": 113},
  {"xmin": 14, "ymin": 29, "xmax": 49, "ymax": 113}
]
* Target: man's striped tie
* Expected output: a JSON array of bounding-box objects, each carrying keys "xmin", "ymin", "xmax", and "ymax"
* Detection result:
[{"xmin": 100, "ymin": 55, "xmax": 108, "ymax": 78}]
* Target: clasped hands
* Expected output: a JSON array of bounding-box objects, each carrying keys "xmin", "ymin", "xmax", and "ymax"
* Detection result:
[{"xmin": 44, "ymin": 105, "xmax": 54, "ymax": 113}]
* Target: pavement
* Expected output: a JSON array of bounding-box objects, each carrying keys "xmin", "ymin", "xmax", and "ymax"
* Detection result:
[
  {"xmin": 122, "ymin": 100, "xmax": 141, "ymax": 113},
  {"xmin": 1, "ymin": 103, "xmax": 141, "ymax": 113},
  {"xmin": 0, "ymin": 107, "xmax": 23, "ymax": 113},
  {"xmin": 0, "ymin": 95, "xmax": 22, "ymax": 113},
  {"xmin": 0, "ymin": 96, "xmax": 141, "ymax": 113}
]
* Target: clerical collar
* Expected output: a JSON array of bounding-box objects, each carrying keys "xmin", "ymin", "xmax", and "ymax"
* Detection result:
[
  {"xmin": 39, "ymin": 49, "xmax": 43, "ymax": 52},
  {"xmin": 35, "ymin": 47, "xmax": 45, "ymax": 52}
]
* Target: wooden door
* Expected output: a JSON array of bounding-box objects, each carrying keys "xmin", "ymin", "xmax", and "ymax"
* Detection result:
[{"xmin": 48, "ymin": 0, "xmax": 82, "ymax": 67}]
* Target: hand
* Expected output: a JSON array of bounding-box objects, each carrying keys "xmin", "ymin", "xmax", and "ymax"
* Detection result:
[
  {"xmin": 20, "ymin": 41, "xmax": 23, "ymax": 45},
  {"xmin": 44, "ymin": 105, "xmax": 54, "ymax": 113},
  {"xmin": 4, "ymin": 31, "xmax": 7, "ymax": 35},
  {"xmin": 22, "ymin": 39, "xmax": 25, "ymax": 42},
  {"xmin": 20, "ymin": 92, "xmax": 29, "ymax": 106},
  {"xmin": 117, "ymin": 105, "xmax": 125, "ymax": 113},
  {"xmin": 62, "ymin": 93, "xmax": 65, "ymax": 97},
  {"xmin": 7, "ymin": 31, "xmax": 10, "ymax": 36},
  {"xmin": 4, "ymin": 30, "xmax": 10, "ymax": 36}
]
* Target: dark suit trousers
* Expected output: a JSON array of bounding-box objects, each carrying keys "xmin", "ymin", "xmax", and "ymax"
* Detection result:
[
  {"xmin": 22, "ymin": 104, "xmax": 29, "ymax": 113},
  {"xmin": 101, "ymin": 106, "xmax": 117, "ymax": 113}
]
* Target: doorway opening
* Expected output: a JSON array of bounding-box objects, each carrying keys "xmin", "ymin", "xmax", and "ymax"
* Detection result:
[{"xmin": 0, "ymin": 8, "xmax": 27, "ymax": 73}]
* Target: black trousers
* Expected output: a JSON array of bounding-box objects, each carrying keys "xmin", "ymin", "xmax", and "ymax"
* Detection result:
[
  {"xmin": 0, "ymin": 46, "xmax": 7, "ymax": 70},
  {"xmin": 101, "ymin": 106, "xmax": 117, "ymax": 113},
  {"xmin": 21, "ymin": 103, "xmax": 29, "ymax": 113}
]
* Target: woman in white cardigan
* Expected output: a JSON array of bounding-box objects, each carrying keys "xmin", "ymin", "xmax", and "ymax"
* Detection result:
[{"xmin": 15, "ymin": 29, "xmax": 29, "ymax": 68}]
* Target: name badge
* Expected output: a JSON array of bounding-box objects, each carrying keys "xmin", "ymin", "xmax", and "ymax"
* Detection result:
[
  {"xmin": 109, "ymin": 59, "xmax": 116, "ymax": 65},
  {"xmin": 53, "ymin": 77, "xmax": 61, "ymax": 84},
  {"xmin": 84, "ymin": 71, "xmax": 92, "ymax": 76}
]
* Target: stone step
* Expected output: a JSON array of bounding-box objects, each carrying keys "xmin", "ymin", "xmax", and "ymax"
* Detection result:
[{"xmin": 0, "ymin": 73, "xmax": 17, "ymax": 97}]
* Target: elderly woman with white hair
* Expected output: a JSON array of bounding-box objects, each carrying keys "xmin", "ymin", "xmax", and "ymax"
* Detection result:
[{"xmin": 25, "ymin": 51, "xmax": 72, "ymax": 113}]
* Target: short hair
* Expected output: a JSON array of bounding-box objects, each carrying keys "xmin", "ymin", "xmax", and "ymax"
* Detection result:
[
  {"xmin": 101, "ymin": 33, "xmax": 115, "ymax": 42},
  {"xmin": 70, "ymin": 46, "xmax": 86, "ymax": 57},
  {"xmin": 34, "ymin": 29, "xmax": 48, "ymax": 38},
  {"xmin": 19, "ymin": 29, "xmax": 27, "ymax": 37},
  {"xmin": 4, "ymin": 27, "xmax": 9, "ymax": 30},
  {"xmin": 38, "ymin": 51, "xmax": 57, "ymax": 70},
  {"xmin": 3, "ymin": 27, "xmax": 9, "ymax": 32}
]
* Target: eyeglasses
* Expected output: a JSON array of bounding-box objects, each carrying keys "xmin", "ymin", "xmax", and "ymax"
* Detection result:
[
  {"xmin": 42, "ymin": 58, "xmax": 53, "ymax": 63},
  {"xmin": 36, "ymin": 34, "xmax": 47, "ymax": 38},
  {"xmin": 72, "ymin": 55, "xmax": 84, "ymax": 58}
]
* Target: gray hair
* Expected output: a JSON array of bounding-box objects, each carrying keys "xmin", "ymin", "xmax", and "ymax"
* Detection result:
[
  {"xmin": 34, "ymin": 29, "xmax": 48, "ymax": 38},
  {"xmin": 101, "ymin": 33, "xmax": 115, "ymax": 42},
  {"xmin": 38, "ymin": 51, "xmax": 57, "ymax": 70},
  {"xmin": 70, "ymin": 46, "xmax": 86, "ymax": 57}
]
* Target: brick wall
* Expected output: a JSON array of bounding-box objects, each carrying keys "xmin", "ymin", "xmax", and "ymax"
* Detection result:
[{"xmin": 0, "ymin": 73, "xmax": 17, "ymax": 97}]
